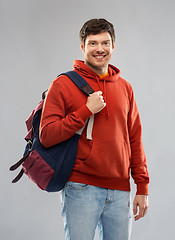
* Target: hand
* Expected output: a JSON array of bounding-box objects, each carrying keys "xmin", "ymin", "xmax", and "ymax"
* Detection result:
[
  {"xmin": 86, "ymin": 91, "xmax": 106, "ymax": 114},
  {"xmin": 133, "ymin": 195, "xmax": 149, "ymax": 221}
]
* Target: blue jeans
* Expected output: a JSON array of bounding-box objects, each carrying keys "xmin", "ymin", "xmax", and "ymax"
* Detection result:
[{"xmin": 61, "ymin": 181, "xmax": 132, "ymax": 240}]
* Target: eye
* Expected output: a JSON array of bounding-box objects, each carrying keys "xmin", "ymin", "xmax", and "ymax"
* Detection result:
[{"xmin": 103, "ymin": 42, "xmax": 110, "ymax": 46}]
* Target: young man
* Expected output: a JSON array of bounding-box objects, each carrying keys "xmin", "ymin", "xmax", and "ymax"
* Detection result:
[{"xmin": 40, "ymin": 18, "xmax": 149, "ymax": 240}]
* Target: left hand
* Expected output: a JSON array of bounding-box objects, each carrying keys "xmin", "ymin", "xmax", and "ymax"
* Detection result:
[{"xmin": 133, "ymin": 195, "xmax": 149, "ymax": 221}]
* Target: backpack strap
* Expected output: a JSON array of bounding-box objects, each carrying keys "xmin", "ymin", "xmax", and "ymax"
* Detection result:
[
  {"xmin": 60, "ymin": 71, "xmax": 94, "ymax": 95},
  {"xmin": 61, "ymin": 71, "xmax": 95, "ymax": 140}
]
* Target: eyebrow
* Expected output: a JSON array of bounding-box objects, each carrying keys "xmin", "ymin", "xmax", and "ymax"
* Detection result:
[{"xmin": 88, "ymin": 40, "xmax": 111, "ymax": 43}]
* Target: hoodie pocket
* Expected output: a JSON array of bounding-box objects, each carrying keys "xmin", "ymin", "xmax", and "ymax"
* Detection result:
[
  {"xmin": 76, "ymin": 138, "xmax": 93, "ymax": 161},
  {"xmin": 77, "ymin": 139, "xmax": 131, "ymax": 179}
]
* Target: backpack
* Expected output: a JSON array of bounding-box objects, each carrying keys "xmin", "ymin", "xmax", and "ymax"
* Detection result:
[{"xmin": 10, "ymin": 71, "xmax": 94, "ymax": 192}]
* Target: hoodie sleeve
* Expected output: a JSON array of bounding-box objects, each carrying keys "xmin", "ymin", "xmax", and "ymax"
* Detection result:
[
  {"xmin": 128, "ymin": 89, "xmax": 149, "ymax": 195},
  {"xmin": 39, "ymin": 77, "xmax": 92, "ymax": 148}
]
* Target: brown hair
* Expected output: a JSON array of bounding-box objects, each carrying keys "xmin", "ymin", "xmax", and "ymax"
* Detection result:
[{"xmin": 79, "ymin": 18, "xmax": 115, "ymax": 45}]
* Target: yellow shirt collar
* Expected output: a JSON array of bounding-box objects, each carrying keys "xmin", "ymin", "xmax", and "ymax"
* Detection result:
[{"xmin": 98, "ymin": 72, "xmax": 108, "ymax": 78}]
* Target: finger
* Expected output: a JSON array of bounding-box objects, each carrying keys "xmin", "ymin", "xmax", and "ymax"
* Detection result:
[
  {"xmin": 100, "ymin": 95, "xmax": 104, "ymax": 101},
  {"xmin": 134, "ymin": 209, "xmax": 142, "ymax": 221},
  {"xmin": 133, "ymin": 202, "xmax": 137, "ymax": 216},
  {"xmin": 97, "ymin": 91, "xmax": 102, "ymax": 96},
  {"xmin": 88, "ymin": 91, "xmax": 102, "ymax": 96},
  {"xmin": 134, "ymin": 215, "xmax": 141, "ymax": 221},
  {"xmin": 140, "ymin": 206, "xmax": 145, "ymax": 217},
  {"xmin": 133, "ymin": 209, "xmax": 137, "ymax": 216},
  {"xmin": 135, "ymin": 206, "xmax": 147, "ymax": 221},
  {"xmin": 142, "ymin": 206, "xmax": 148, "ymax": 217}
]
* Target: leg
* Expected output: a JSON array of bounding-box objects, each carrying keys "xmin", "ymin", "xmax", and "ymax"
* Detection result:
[
  {"xmin": 61, "ymin": 182, "xmax": 106, "ymax": 240},
  {"xmin": 98, "ymin": 190, "xmax": 132, "ymax": 240}
]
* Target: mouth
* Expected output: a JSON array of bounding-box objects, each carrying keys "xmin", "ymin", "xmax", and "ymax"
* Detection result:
[{"xmin": 93, "ymin": 54, "xmax": 106, "ymax": 60}]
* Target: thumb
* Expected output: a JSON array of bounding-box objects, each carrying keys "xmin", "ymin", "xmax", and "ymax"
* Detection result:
[
  {"xmin": 133, "ymin": 200, "xmax": 138, "ymax": 215},
  {"xmin": 96, "ymin": 91, "xmax": 102, "ymax": 96}
]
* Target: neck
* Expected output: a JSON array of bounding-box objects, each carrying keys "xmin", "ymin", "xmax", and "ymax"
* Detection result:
[{"xmin": 84, "ymin": 61, "xmax": 108, "ymax": 75}]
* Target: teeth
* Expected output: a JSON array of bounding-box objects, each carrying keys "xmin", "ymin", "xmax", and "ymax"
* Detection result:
[{"xmin": 95, "ymin": 56, "xmax": 104, "ymax": 59}]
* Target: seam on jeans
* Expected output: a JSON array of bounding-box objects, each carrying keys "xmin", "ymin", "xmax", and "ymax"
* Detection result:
[{"xmin": 100, "ymin": 217, "xmax": 105, "ymax": 240}]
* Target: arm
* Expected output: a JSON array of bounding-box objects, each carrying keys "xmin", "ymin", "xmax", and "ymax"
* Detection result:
[
  {"xmin": 39, "ymin": 77, "xmax": 93, "ymax": 148},
  {"xmin": 128, "ymin": 89, "xmax": 150, "ymax": 220},
  {"xmin": 40, "ymin": 76, "xmax": 105, "ymax": 148},
  {"xmin": 128, "ymin": 89, "xmax": 149, "ymax": 195}
]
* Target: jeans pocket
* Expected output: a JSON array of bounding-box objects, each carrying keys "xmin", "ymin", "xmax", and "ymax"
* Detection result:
[{"xmin": 66, "ymin": 181, "xmax": 89, "ymax": 190}]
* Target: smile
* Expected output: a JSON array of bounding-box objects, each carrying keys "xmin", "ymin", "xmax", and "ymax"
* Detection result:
[{"xmin": 93, "ymin": 55, "xmax": 106, "ymax": 59}]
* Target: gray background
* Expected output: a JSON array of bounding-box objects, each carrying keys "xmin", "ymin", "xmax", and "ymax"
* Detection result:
[{"xmin": 1, "ymin": 0, "xmax": 175, "ymax": 239}]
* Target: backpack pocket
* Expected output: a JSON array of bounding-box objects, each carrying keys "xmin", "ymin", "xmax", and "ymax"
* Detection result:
[{"xmin": 22, "ymin": 150, "xmax": 55, "ymax": 190}]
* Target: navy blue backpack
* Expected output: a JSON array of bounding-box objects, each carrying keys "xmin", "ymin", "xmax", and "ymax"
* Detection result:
[{"xmin": 10, "ymin": 71, "xmax": 94, "ymax": 192}]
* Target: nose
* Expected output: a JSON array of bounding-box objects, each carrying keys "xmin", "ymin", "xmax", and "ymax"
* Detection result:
[{"xmin": 96, "ymin": 44, "xmax": 104, "ymax": 53}]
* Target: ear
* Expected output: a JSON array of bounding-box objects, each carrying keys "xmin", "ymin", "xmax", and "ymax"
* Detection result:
[
  {"xmin": 112, "ymin": 42, "xmax": 115, "ymax": 50},
  {"xmin": 80, "ymin": 41, "xmax": 85, "ymax": 53}
]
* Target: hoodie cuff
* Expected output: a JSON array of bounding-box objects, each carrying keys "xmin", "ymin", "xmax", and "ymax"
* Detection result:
[
  {"xmin": 136, "ymin": 183, "xmax": 149, "ymax": 195},
  {"xmin": 76, "ymin": 104, "xmax": 93, "ymax": 122}
]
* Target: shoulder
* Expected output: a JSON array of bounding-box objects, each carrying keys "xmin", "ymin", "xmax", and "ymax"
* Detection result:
[
  {"xmin": 118, "ymin": 77, "xmax": 134, "ymax": 99},
  {"xmin": 47, "ymin": 74, "xmax": 74, "ymax": 94},
  {"xmin": 118, "ymin": 76, "xmax": 132, "ymax": 89},
  {"xmin": 51, "ymin": 73, "xmax": 81, "ymax": 91},
  {"xmin": 52, "ymin": 74, "xmax": 72, "ymax": 86}
]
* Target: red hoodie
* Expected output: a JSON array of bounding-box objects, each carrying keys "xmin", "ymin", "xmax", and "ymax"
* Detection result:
[{"xmin": 40, "ymin": 60, "xmax": 149, "ymax": 195}]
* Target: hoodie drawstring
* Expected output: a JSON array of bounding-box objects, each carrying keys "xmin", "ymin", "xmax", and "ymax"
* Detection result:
[
  {"xmin": 103, "ymin": 80, "xmax": 109, "ymax": 119},
  {"xmin": 96, "ymin": 76, "xmax": 109, "ymax": 119}
]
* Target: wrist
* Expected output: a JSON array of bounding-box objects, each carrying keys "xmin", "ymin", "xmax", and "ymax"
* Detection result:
[{"xmin": 86, "ymin": 103, "xmax": 95, "ymax": 115}]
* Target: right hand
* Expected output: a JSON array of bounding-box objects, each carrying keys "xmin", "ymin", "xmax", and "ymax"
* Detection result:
[{"xmin": 86, "ymin": 91, "xmax": 106, "ymax": 114}]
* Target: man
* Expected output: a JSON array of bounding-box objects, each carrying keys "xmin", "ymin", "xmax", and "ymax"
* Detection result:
[{"xmin": 40, "ymin": 18, "xmax": 149, "ymax": 240}]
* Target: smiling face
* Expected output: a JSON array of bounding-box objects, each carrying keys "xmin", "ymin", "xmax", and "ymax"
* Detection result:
[{"xmin": 80, "ymin": 32, "xmax": 115, "ymax": 75}]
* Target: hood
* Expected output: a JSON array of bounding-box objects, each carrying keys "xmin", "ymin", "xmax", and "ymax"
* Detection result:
[
  {"xmin": 73, "ymin": 60, "xmax": 121, "ymax": 119},
  {"xmin": 73, "ymin": 60, "xmax": 121, "ymax": 82}
]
